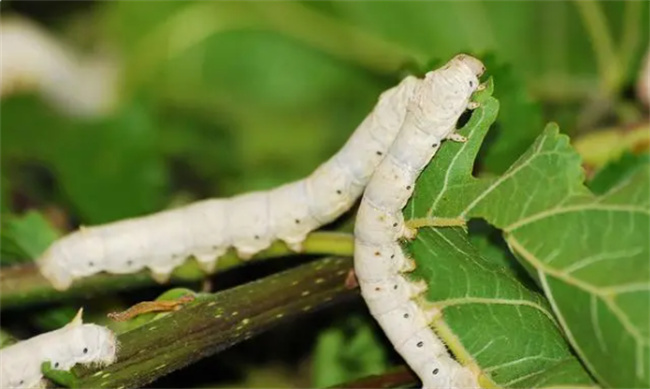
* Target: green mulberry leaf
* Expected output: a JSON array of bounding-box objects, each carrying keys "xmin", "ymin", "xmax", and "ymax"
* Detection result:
[{"xmin": 404, "ymin": 78, "xmax": 620, "ymax": 387}]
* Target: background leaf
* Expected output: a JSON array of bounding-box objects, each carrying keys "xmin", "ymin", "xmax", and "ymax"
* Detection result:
[
  {"xmin": 480, "ymin": 56, "xmax": 545, "ymax": 174},
  {"xmin": 0, "ymin": 210, "xmax": 59, "ymax": 265},
  {"xmin": 311, "ymin": 316, "xmax": 389, "ymax": 388},
  {"xmin": 588, "ymin": 151, "xmax": 650, "ymax": 194},
  {"xmin": 404, "ymin": 81, "xmax": 596, "ymax": 387}
]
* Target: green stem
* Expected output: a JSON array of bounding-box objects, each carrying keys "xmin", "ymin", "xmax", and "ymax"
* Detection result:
[
  {"xmin": 619, "ymin": 0, "xmax": 643, "ymax": 77},
  {"xmin": 573, "ymin": 0, "xmax": 621, "ymax": 94},
  {"xmin": 0, "ymin": 232, "xmax": 354, "ymax": 308},
  {"xmin": 69, "ymin": 256, "xmax": 356, "ymax": 389}
]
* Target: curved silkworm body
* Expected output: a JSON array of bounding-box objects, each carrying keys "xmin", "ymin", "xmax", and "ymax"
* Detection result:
[
  {"xmin": 354, "ymin": 54, "xmax": 484, "ymax": 389},
  {"xmin": 38, "ymin": 76, "xmax": 420, "ymax": 290},
  {"xmin": 0, "ymin": 310, "xmax": 117, "ymax": 389}
]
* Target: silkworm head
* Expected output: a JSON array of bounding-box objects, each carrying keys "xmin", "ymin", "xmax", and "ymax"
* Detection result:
[
  {"xmin": 452, "ymin": 53, "xmax": 485, "ymax": 78},
  {"xmin": 413, "ymin": 54, "xmax": 484, "ymax": 134}
]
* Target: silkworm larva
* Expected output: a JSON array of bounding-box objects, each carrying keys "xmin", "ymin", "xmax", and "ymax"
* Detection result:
[
  {"xmin": 37, "ymin": 75, "xmax": 421, "ymax": 290},
  {"xmin": 354, "ymin": 54, "xmax": 485, "ymax": 389},
  {"xmin": 0, "ymin": 309, "xmax": 117, "ymax": 389}
]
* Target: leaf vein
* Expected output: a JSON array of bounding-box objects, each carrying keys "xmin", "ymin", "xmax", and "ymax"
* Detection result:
[
  {"xmin": 484, "ymin": 355, "xmax": 565, "ymax": 373},
  {"xmin": 504, "ymin": 204, "xmax": 650, "ymax": 232},
  {"xmin": 509, "ymin": 235, "xmax": 649, "ymax": 346},
  {"xmin": 434, "ymin": 297, "xmax": 558, "ymax": 326},
  {"xmin": 562, "ymin": 247, "xmax": 645, "ymax": 274},
  {"xmin": 458, "ymin": 149, "xmax": 568, "ymax": 219}
]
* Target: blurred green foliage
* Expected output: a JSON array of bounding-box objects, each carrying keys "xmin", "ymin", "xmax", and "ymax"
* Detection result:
[
  {"xmin": 2, "ymin": 1, "xmax": 648, "ymax": 229},
  {"xmin": 1, "ymin": 210, "xmax": 59, "ymax": 264},
  {"xmin": 311, "ymin": 316, "xmax": 389, "ymax": 387},
  {"xmin": 588, "ymin": 151, "xmax": 650, "ymax": 194}
]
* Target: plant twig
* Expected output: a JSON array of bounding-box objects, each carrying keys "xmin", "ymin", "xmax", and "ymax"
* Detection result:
[
  {"xmin": 619, "ymin": 1, "xmax": 643, "ymax": 78},
  {"xmin": 0, "ymin": 232, "xmax": 354, "ymax": 308},
  {"xmin": 68, "ymin": 256, "xmax": 356, "ymax": 389}
]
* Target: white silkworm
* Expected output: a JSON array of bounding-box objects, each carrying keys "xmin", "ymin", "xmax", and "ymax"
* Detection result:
[
  {"xmin": 354, "ymin": 54, "xmax": 485, "ymax": 389},
  {"xmin": 37, "ymin": 75, "xmax": 421, "ymax": 290},
  {"xmin": 0, "ymin": 309, "xmax": 117, "ymax": 389}
]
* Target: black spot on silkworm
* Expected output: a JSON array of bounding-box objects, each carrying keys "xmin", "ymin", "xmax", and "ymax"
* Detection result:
[
  {"xmin": 375, "ymin": 287, "xmax": 381, "ymax": 291},
  {"xmin": 127, "ymin": 260, "xmax": 133, "ymax": 266},
  {"xmin": 374, "ymin": 251, "xmax": 381, "ymax": 256},
  {"xmin": 88, "ymin": 262, "xmax": 94, "ymax": 267},
  {"xmin": 403, "ymin": 313, "xmax": 409, "ymax": 319},
  {"xmin": 432, "ymin": 368, "xmax": 439, "ymax": 375},
  {"xmin": 254, "ymin": 235, "xmax": 260, "ymax": 240},
  {"xmin": 19, "ymin": 381, "xmax": 24, "ymax": 385},
  {"xmin": 432, "ymin": 143, "xmax": 439, "ymax": 148},
  {"xmin": 54, "ymin": 362, "xmax": 59, "ymax": 368},
  {"xmin": 83, "ymin": 347, "xmax": 88, "ymax": 354},
  {"xmin": 390, "ymin": 254, "xmax": 395, "ymax": 259},
  {"xmin": 376, "ymin": 151, "xmax": 383, "ymax": 156},
  {"xmin": 417, "ymin": 341, "xmax": 424, "ymax": 348},
  {"xmin": 392, "ymin": 223, "xmax": 398, "ymax": 227},
  {"xmin": 469, "ymin": 80, "xmax": 474, "ymax": 87},
  {"xmin": 336, "ymin": 190, "xmax": 342, "ymax": 195},
  {"xmin": 393, "ymin": 284, "xmax": 398, "ymax": 290},
  {"xmin": 406, "ymin": 185, "xmax": 411, "ymax": 190},
  {"xmin": 295, "ymin": 219, "xmax": 300, "ymax": 224}
]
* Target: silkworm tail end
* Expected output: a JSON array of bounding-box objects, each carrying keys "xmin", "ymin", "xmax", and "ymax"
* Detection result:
[{"xmin": 37, "ymin": 250, "xmax": 74, "ymax": 291}]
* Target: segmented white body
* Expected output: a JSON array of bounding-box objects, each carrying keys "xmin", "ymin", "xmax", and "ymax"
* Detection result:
[
  {"xmin": 38, "ymin": 76, "xmax": 420, "ymax": 290},
  {"xmin": 0, "ymin": 311, "xmax": 117, "ymax": 389},
  {"xmin": 354, "ymin": 55, "xmax": 484, "ymax": 389}
]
